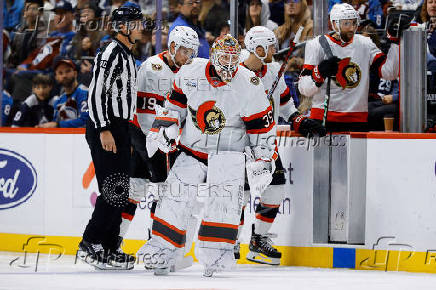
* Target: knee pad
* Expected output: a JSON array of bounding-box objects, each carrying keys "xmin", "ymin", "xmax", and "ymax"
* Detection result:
[
  {"xmin": 260, "ymin": 184, "xmax": 285, "ymax": 206},
  {"xmin": 129, "ymin": 178, "xmax": 147, "ymax": 202}
]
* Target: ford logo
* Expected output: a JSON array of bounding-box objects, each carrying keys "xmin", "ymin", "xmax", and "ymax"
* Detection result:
[{"xmin": 0, "ymin": 149, "xmax": 37, "ymax": 209}]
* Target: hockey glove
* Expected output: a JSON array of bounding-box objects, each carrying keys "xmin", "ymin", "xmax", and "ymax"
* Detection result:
[
  {"xmin": 245, "ymin": 146, "xmax": 275, "ymax": 196},
  {"xmin": 312, "ymin": 56, "xmax": 341, "ymax": 85},
  {"xmin": 386, "ymin": 13, "xmax": 412, "ymax": 44},
  {"xmin": 145, "ymin": 105, "xmax": 180, "ymax": 156},
  {"xmin": 290, "ymin": 112, "xmax": 327, "ymax": 138}
]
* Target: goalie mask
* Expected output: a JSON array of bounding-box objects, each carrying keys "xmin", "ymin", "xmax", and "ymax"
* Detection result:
[
  {"xmin": 244, "ymin": 26, "xmax": 277, "ymax": 64},
  {"xmin": 168, "ymin": 26, "xmax": 200, "ymax": 67},
  {"xmin": 210, "ymin": 34, "xmax": 241, "ymax": 83},
  {"xmin": 330, "ymin": 3, "xmax": 360, "ymax": 43}
]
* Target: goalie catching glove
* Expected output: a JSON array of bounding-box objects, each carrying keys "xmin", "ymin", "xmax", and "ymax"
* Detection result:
[
  {"xmin": 290, "ymin": 112, "xmax": 327, "ymax": 137},
  {"xmin": 245, "ymin": 146, "xmax": 275, "ymax": 196},
  {"xmin": 146, "ymin": 105, "xmax": 180, "ymax": 157}
]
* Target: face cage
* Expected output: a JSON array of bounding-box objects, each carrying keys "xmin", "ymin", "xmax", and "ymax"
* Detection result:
[{"xmin": 212, "ymin": 50, "xmax": 240, "ymax": 82}]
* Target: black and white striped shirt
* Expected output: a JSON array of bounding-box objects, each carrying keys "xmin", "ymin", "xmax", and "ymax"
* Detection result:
[{"xmin": 88, "ymin": 39, "xmax": 137, "ymax": 130}]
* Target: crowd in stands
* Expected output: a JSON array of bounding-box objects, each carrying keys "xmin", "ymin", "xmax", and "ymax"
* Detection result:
[{"xmin": 1, "ymin": 0, "xmax": 435, "ymax": 132}]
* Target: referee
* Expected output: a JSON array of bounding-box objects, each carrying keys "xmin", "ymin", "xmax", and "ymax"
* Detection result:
[{"xmin": 78, "ymin": 2, "xmax": 143, "ymax": 270}]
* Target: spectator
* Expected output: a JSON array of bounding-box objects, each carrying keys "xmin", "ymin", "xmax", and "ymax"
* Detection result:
[
  {"xmin": 170, "ymin": 0, "xmax": 210, "ymax": 58},
  {"xmin": 1, "ymin": 90, "xmax": 13, "ymax": 127},
  {"xmin": 4, "ymin": 0, "xmax": 25, "ymax": 31},
  {"xmin": 368, "ymin": 79, "xmax": 399, "ymax": 130},
  {"xmin": 244, "ymin": 0, "xmax": 278, "ymax": 33},
  {"xmin": 12, "ymin": 73, "xmax": 55, "ymax": 127},
  {"xmin": 269, "ymin": 0, "xmax": 285, "ymax": 26},
  {"xmin": 275, "ymin": 0, "xmax": 313, "ymax": 50},
  {"xmin": 201, "ymin": 0, "xmax": 229, "ymax": 41},
  {"xmin": 151, "ymin": 27, "xmax": 169, "ymax": 55},
  {"xmin": 8, "ymin": 0, "xmax": 46, "ymax": 67},
  {"xmin": 72, "ymin": 2, "xmax": 105, "ymax": 60},
  {"xmin": 421, "ymin": 0, "xmax": 436, "ymax": 129},
  {"xmin": 19, "ymin": 1, "xmax": 76, "ymax": 71},
  {"xmin": 37, "ymin": 57, "xmax": 89, "ymax": 128},
  {"xmin": 422, "ymin": 0, "xmax": 436, "ymax": 62}
]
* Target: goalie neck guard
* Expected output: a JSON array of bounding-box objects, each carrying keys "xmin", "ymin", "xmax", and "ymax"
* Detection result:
[{"xmin": 210, "ymin": 34, "xmax": 241, "ymax": 83}]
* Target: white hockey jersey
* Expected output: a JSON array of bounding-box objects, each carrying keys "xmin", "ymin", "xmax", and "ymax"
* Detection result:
[
  {"xmin": 134, "ymin": 51, "xmax": 177, "ymax": 133},
  {"xmin": 299, "ymin": 34, "xmax": 399, "ymax": 123},
  {"xmin": 165, "ymin": 58, "xmax": 276, "ymax": 161},
  {"xmin": 240, "ymin": 62, "xmax": 298, "ymax": 123}
]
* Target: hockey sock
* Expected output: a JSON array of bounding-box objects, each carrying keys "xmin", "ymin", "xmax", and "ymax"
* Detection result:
[
  {"xmin": 120, "ymin": 199, "xmax": 138, "ymax": 237},
  {"xmin": 254, "ymin": 203, "xmax": 280, "ymax": 235}
]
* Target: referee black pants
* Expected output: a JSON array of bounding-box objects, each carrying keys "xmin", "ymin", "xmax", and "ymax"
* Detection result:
[{"xmin": 83, "ymin": 118, "xmax": 131, "ymax": 250}]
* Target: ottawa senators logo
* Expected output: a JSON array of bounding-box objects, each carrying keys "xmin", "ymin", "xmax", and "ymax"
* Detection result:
[
  {"xmin": 151, "ymin": 63, "xmax": 162, "ymax": 71},
  {"xmin": 333, "ymin": 60, "xmax": 362, "ymax": 89},
  {"xmin": 188, "ymin": 101, "xmax": 226, "ymax": 135}
]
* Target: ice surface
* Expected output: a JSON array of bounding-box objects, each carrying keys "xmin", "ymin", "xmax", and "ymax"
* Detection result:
[{"xmin": 1, "ymin": 252, "xmax": 436, "ymax": 290}]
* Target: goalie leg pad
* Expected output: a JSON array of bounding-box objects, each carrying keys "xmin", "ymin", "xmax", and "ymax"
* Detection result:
[
  {"xmin": 196, "ymin": 152, "xmax": 245, "ymax": 274},
  {"xmin": 144, "ymin": 153, "xmax": 206, "ymax": 270}
]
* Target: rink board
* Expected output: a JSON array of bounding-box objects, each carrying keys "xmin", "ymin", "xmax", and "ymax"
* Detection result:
[{"xmin": 0, "ymin": 128, "xmax": 436, "ymax": 273}]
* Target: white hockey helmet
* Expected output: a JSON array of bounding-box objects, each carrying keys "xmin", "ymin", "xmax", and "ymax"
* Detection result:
[
  {"xmin": 244, "ymin": 26, "xmax": 277, "ymax": 64},
  {"xmin": 210, "ymin": 34, "xmax": 241, "ymax": 83},
  {"xmin": 168, "ymin": 26, "xmax": 200, "ymax": 67},
  {"xmin": 330, "ymin": 3, "xmax": 360, "ymax": 35}
]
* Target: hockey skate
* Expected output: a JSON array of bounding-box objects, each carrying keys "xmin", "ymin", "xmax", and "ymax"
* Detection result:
[
  {"xmin": 77, "ymin": 240, "xmax": 110, "ymax": 270},
  {"xmin": 137, "ymin": 238, "xmax": 177, "ymax": 275},
  {"xmin": 246, "ymin": 225, "xmax": 281, "ymax": 266},
  {"xmin": 197, "ymin": 246, "xmax": 236, "ymax": 277},
  {"xmin": 106, "ymin": 238, "xmax": 135, "ymax": 270}
]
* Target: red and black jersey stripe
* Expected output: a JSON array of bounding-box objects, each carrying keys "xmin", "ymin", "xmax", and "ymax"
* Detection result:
[
  {"xmin": 370, "ymin": 53, "xmax": 387, "ymax": 78},
  {"xmin": 280, "ymin": 87, "xmax": 291, "ymax": 106},
  {"xmin": 151, "ymin": 216, "xmax": 186, "ymax": 248},
  {"xmin": 198, "ymin": 221, "xmax": 238, "ymax": 244},
  {"xmin": 167, "ymin": 81, "xmax": 187, "ymax": 108},
  {"xmin": 241, "ymin": 105, "xmax": 275, "ymax": 134},
  {"xmin": 137, "ymin": 92, "xmax": 165, "ymax": 114}
]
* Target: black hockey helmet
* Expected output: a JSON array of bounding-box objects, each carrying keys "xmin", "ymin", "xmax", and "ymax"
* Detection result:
[{"xmin": 112, "ymin": 2, "xmax": 143, "ymax": 23}]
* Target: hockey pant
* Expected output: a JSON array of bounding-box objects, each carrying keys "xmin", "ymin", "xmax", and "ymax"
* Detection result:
[
  {"xmin": 82, "ymin": 118, "xmax": 131, "ymax": 250},
  {"xmin": 143, "ymin": 151, "xmax": 245, "ymax": 271},
  {"xmin": 120, "ymin": 123, "xmax": 175, "ymax": 238}
]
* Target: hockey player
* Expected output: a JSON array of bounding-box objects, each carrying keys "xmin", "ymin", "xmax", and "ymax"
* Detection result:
[
  {"xmin": 298, "ymin": 3, "xmax": 401, "ymax": 132},
  {"xmin": 240, "ymin": 26, "xmax": 326, "ymax": 265},
  {"xmin": 140, "ymin": 34, "xmax": 277, "ymax": 277},
  {"xmin": 77, "ymin": 2, "xmax": 143, "ymax": 270},
  {"xmin": 119, "ymin": 26, "xmax": 199, "ymax": 244}
]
